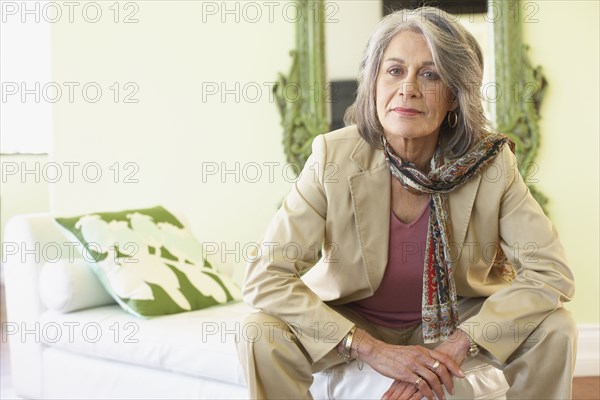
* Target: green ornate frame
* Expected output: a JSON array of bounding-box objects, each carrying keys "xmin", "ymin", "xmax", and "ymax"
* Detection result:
[
  {"xmin": 273, "ymin": 0, "xmax": 328, "ymax": 171},
  {"xmin": 492, "ymin": 0, "xmax": 548, "ymax": 211},
  {"xmin": 275, "ymin": 0, "xmax": 547, "ymax": 211}
]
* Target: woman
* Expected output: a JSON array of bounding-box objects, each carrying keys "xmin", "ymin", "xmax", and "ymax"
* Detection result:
[{"xmin": 239, "ymin": 7, "xmax": 575, "ymax": 400}]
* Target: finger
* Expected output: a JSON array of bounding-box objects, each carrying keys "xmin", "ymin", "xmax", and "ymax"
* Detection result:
[
  {"xmin": 382, "ymin": 380, "xmax": 401, "ymax": 400},
  {"xmin": 396, "ymin": 382, "xmax": 418, "ymax": 400},
  {"xmin": 410, "ymin": 349, "xmax": 449, "ymax": 398},
  {"xmin": 413, "ymin": 373, "xmax": 436, "ymax": 400},
  {"xmin": 383, "ymin": 380, "xmax": 416, "ymax": 400},
  {"xmin": 427, "ymin": 348, "xmax": 464, "ymax": 378},
  {"xmin": 432, "ymin": 363, "xmax": 455, "ymax": 395},
  {"xmin": 408, "ymin": 391, "xmax": 424, "ymax": 400},
  {"xmin": 384, "ymin": 381, "xmax": 416, "ymax": 400},
  {"xmin": 398, "ymin": 389, "xmax": 418, "ymax": 400},
  {"xmin": 415, "ymin": 367, "xmax": 445, "ymax": 400}
]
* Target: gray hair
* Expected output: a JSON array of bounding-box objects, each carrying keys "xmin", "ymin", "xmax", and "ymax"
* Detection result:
[{"xmin": 344, "ymin": 7, "xmax": 490, "ymax": 158}]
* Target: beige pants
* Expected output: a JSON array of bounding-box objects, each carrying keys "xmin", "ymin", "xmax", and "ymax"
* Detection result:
[{"xmin": 237, "ymin": 298, "xmax": 577, "ymax": 399}]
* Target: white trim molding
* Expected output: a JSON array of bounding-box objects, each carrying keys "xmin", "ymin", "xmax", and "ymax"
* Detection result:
[{"xmin": 575, "ymin": 324, "xmax": 600, "ymax": 377}]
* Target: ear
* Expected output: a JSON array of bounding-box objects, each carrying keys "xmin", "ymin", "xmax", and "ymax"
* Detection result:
[
  {"xmin": 450, "ymin": 99, "xmax": 458, "ymax": 111},
  {"xmin": 448, "ymin": 90, "xmax": 459, "ymax": 111}
]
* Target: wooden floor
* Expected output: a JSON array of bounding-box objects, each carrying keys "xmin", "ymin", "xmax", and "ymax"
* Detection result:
[
  {"xmin": 573, "ymin": 376, "xmax": 600, "ymax": 399},
  {"xmin": 0, "ymin": 284, "xmax": 598, "ymax": 399}
]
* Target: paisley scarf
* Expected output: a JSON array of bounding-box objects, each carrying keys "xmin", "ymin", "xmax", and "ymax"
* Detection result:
[{"xmin": 382, "ymin": 133, "xmax": 515, "ymax": 343}]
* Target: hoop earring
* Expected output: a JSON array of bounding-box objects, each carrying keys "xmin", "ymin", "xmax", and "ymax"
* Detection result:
[{"xmin": 447, "ymin": 110, "xmax": 458, "ymax": 128}]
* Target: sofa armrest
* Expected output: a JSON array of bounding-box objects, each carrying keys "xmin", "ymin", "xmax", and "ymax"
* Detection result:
[{"xmin": 2, "ymin": 212, "xmax": 76, "ymax": 399}]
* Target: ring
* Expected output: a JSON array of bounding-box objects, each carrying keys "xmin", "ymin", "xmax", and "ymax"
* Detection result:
[
  {"xmin": 415, "ymin": 377, "xmax": 423, "ymax": 387},
  {"xmin": 431, "ymin": 360, "xmax": 440, "ymax": 372}
]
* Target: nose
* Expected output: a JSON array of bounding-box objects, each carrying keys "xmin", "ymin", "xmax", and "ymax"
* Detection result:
[{"xmin": 397, "ymin": 74, "xmax": 420, "ymax": 98}]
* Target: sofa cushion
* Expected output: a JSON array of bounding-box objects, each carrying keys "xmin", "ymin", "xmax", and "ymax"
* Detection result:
[
  {"xmin": 39, "ymin": 258, "xmax": 116, "ymax": 313},
  {"xmin": 54, "ymin": 206, "xmax": 241, "ymax": 317},
  {"xmin": 39, "ymin": 302, "xmax": 251, "ymax": 385},
  {"xmin": 38, "ymin": 302, "xmax": 508, "ymax": 398},
  {"xmin": 41, "ymin": 347, "xmax": 248, "ymax": 400}
]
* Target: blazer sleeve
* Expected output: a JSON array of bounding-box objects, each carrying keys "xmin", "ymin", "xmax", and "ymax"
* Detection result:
[
  {"xmin": 460, "ymin": 146, "xmax": 575, "ymax": 363},
  {"xmin": 242, "ymin": 134, "xmax": 355, "ymax": 363}
]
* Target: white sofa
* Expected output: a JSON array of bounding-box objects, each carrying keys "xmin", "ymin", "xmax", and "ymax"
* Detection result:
[{"xmin": 3, "ymin": 213, "xmax": 509, "ymax": 399}]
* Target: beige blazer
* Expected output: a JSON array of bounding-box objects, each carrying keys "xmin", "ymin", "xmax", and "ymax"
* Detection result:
[{"xmin": 243, "ymin": 125, "xmax": 574, "ymax": 364}]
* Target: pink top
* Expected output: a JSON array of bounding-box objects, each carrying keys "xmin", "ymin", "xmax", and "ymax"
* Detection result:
[{"xmin": 348, "ymin": 201, "xmax": 430, "ymax": 329}]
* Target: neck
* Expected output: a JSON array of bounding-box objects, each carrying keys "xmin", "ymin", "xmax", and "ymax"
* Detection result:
[{"xmin": 385, "ymin": 133, "xmax": 439, "ymax": 172}]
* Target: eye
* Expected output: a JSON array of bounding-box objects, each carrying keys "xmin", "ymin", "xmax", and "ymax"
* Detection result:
[
  {"xmin": 422, "ymin": 70, "xmax": 440, "ymax": 80},
  {"xmin": 387, "ymin": 66, "xmax": 404, "ymax": 76}
]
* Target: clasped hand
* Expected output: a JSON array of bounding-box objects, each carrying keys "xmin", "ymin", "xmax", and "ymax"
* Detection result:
[{"xmin": 358, "ymin": 329, "xmax": 469, "ymax": 400}]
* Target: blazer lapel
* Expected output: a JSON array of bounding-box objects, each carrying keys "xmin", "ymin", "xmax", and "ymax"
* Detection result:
[
  {"xmin": 346, "ymin": 138, "xmax": 483, "ymax": 293},
  {"xmin": 348, "ymin": 140, "xmax": 391, "ymax": 291},
  {"xmin": 447, "ymin": 173, "xmax": 482, "ymax": 261}
]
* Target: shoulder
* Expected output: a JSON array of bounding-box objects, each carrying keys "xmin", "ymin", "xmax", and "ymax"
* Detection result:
[
  {"xmin": 309, "ymin": 125, "xmax": 362, "ymax": 162},
  {"xmin": 322, "ymin": 124, "xmax": 362, "ymax": 141},
  {"xmin": 487, "ymin": 134, "xmax": 520, "ymax": 187},
  {"xmin": 313, "ymin": 125, "xmax": 375, "ymax": 166},
  {"xmin": 314, "ymin": 125, "xmax": 362, "ymax": 153},
  {"xmin": 455, "ymin": 132, "xmax": 519, "ymax": 186},
  {"xmin": 448, "ymin": 134, "xmax": 520, "ymax": 201}
]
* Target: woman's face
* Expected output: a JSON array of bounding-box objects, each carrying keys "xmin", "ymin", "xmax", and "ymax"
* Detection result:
[{"xmin": 376, "ymin": 30, "xmax": 457, "ymax": 143}]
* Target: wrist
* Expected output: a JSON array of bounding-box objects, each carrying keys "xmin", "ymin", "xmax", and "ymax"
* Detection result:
[
  {"xmin": 353, "ymin": 329, "xmax": 380, "ymax": 364},
  {"xmin": 336, "ymin": 339, "xmax": 345, "ymax": 355},
  {"xmin": 455, "ymin": 329, "xmax": 471, "ymax": 351},
  {"xmin": 337, "ymin": 326, "xmax": 356, "ymax": 361},
  {"xmin": 336, "ymin": 326, "xmax": 369, "ymax": 370},
  {"xmin": 458, "ymin": 328, "xmax": 479, "ymax": 357}
]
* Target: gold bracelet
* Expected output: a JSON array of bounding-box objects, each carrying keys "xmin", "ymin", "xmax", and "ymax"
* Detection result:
[
  {"xmin": 337, "ymin": 332, "xmax": 349, "ymax": 358},
  {"xmin": 352, "ymin": 328, "xmax": 365, "ymax": 370},
  {"xmin": 459, "ymin": 328, "xmax": 480, "ymax": 357},
  {"xmin": 342, "ymin": 326, "xmax": 356, "ymax": 363}
]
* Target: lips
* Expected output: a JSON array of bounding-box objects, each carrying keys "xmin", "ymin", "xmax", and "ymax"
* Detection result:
[{"xmin": 392, "ymin": 107, "xmax": 422, "ymax": 116}]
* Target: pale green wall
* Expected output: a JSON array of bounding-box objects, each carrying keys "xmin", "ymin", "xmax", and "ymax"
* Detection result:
[
  {"xmin": 49, "ymin": 1, "xmax": 381, "ymax": 281},
  {"xmin": 521, "ymin": 0, "xmax": 600, "ymax": 323},
  {"xmin": 5, "ymin": 1, "xmax": 597, "ymax": 324}
]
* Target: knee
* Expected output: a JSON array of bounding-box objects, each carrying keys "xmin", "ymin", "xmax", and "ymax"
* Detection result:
[
  {"xmin": 242, "ymin": 311, "xmax": 288, "ymax": 329},
  {"xmin": 242, "ymin": 311, "xmax": 291, "ymax": 337},
  {"xmin": 538, "ymin": 307, "xmax": 578, "ymax": 349},
  {"xmin": 238, "ymin": 311, "xmax": 295, "ymax": 352}
]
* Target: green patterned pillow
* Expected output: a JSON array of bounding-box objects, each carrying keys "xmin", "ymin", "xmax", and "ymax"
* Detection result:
[{"xmin": 55, "ymin": 206, "xmax": 241, "ymax": 317}]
